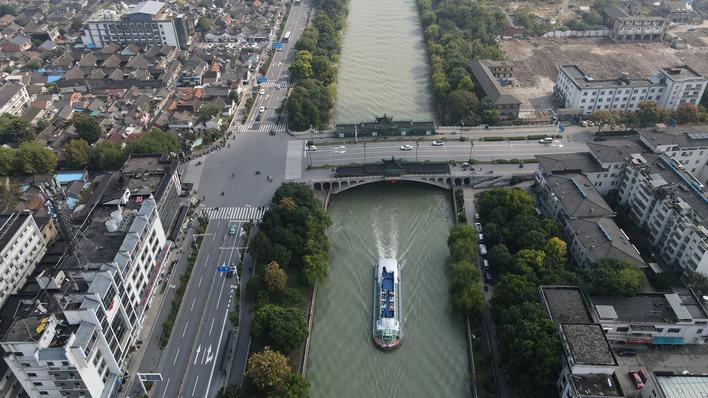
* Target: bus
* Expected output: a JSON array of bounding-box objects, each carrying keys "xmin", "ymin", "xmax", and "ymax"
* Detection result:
[
  {"xmin": 283, "ymin": 31, "xmax": 292, "ymax": 42},
  {"xmin": 294, "ymin": 0, "xmax": 301, "ymax": 4}
]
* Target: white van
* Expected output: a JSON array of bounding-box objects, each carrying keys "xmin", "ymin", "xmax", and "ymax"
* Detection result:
[
  {"xmin": 539, "ymin": 137, "xmax": 553, "ymax": 144},
  {"xmin": 479, "ymin": 244, "xmax": 487, "ymax": 256}
]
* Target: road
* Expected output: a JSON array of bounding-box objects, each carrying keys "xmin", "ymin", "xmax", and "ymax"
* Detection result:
[
  {"xmin": 245, "ymin": 1, "xmax": 311, "ymax": 129},
  {"xmin": 305, "ymin": 139, "xmax": 589, "ymax": 166}
]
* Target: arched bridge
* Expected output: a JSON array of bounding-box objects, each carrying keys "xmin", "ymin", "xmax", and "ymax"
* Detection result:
[{"xmin": 306, "ymin": 174, "xmax": 515, "ymax": 194}]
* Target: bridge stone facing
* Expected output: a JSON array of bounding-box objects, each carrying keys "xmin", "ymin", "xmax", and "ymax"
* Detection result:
[{"xmin": 306, "ymin": 174, "xmax": 511, "ymax": 194}]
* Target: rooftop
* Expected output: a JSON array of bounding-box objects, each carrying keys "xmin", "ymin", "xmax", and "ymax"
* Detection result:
[
  {"xmin": 563, "ymin": 323, "xmax": 618, "ymax": 366},
  {"xmin": 544, "ymin": 174, "xmax": 615, "ymax": 219},
  {"xmin": 660, "ymin": 65, "xmax": 703, "ymax": 80},
  {"xmin": 537, "ymin": 152, "xmax": 605, "ymax": 176},
  {"xmin": 0, "ymin": 82, "xmax": 24, "ymax": 105},
  {"xmin": 586, "ymin": 138, "xmax": 648, "ymax": 164},
  {"xmin": 655, "ymin": 374, "xmax": 708, "ymax": 398},
  {"xmin": 0, "ymin": 213, "xmax": 30, "ymax": 252},
  {"xmin": 541, "ymin": 286, "xmax": 594, "ymax": 324},
  {"xmin": 469, "ymin": 60, "xmax": 521, "ymax": 106},
  {"xmin": 128, "ymin": 1, "xmax": 165, "ymax": 16},
  {"xmin": 636, "ymin": 125, "xmax": 708, "ymax": 150},
  {"xmin": 570, "ymin": 373, "xmax": 624, "ymax": 397},
  {"xmin": 560, "ymin": 64, "xmax": 653, "ymax": 90},
  {"xmin": 119, "ymin": 154, "xmax": 178, "ymax": 202},
  {"xmin": 592, "ymin": 292, "xmax": 708, "ymax": 324},
  {"xmin": 568, "ymin": 217, "xmax": 645, "ymax": 267}
]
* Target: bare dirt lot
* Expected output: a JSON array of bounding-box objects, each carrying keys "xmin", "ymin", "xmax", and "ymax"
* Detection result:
[{"xmin": 501, "ymin": 37, "xmax": 708, "ymax": 111}]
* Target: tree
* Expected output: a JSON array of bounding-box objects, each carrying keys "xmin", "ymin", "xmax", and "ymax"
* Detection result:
[
  {"xmin": 278, "ymin": 373, "xmax": 310, "ymax": 398},
  {"xmin": 263, "ymin": 261, "xmax": 287, "ymax": 294},
  {"xmin": 0, "ymin": 4, "xmax": 17, "ymax": 16},
  {"xmin": 289, "ymin": 51, "xmax": 313, "ymax": 81},
  {"xmin": 125, "ymin": 129, "xmax": 180, "ymax": 155},
  {"xmin": 488, "ymin": 244, "xmax": 513, "ymax": 275},
  {"xmin": 15, "ymin": 142, "xmax": 57, "ymax": 175},
  {"xmin": 91, "ymin": 141, "xmax": 125, "ymax": 170},
  {"xmin": 491, "ymin": 274, "xmax": 539, "ymax": 315},
  {"xmin": 0, "ymin": 147, "xmax": 16, "ymax": 175},
  {"xmin": 0, "ymin": 183, "xmax": 19, "ymax": 212},
  {"xmin": 196, "ymin": 17, "xmax": 213, "ymax": 32},
  {"xmin": 449, "ymin": 260, "xmax": 485, "ymax": 315},
  {"xmin": 64, "ymin": 139, "xmax": 91, "ymax": 168},
  {"xmin": 245, "ymin": 347, "xmax": 290, "ymax": 391},
  {"xmin": 637, "ymin": 101, "xmax": 667, "ymax": 127},
  {"xmin": 673, "ymin": 103, "xmax": 700, "ymax": 124},
  {"xmin": 35, "ymin": 118, "xmax": 50, "ymax": 133},
  {"xmin": 70, "ymin": 17, "xmax": 83, "ymax": 32},
  {"xmin": 445, "ymin": 90, "xmax": 479, "ymax": 125},
  {"xmin": 252, "ymin": 305, "xmax": 308, "ymax": 353},
  {"xmin": 591, "ymin": 110, "xmax": 616, "ymax": 131},
  {"xmin": 581, "ymin": 258, "xmax": 646, "ymax": 296},
  {"xmin": 197, "ymin": 103, "xmax": 221, "ymax": 123},
  {"xmin": 72, "ymin": 113, "xmax": 103, "ymax": 144},
  {"xmin": 480, "ymin": 108, "xmax": 501, "ymax": 126},
  {"xmin": 0, "ymin": 113, "xmax": 35, "ymax": 145},
  {"xmin": 686, "ymin": 271, "xmax": 708, "ymax": 295},
  {"xmin": 303, "ymin": 251, "xmax": 328, "ymax": 285}
]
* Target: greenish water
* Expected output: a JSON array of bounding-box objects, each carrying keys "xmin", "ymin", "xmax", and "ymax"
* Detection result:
[
  {"xmin": 307, "ymin": 183, "xmax": 470, "ymax": 397},
  {"xmin": 334, "ymin": 0, "xmax": 432, "ymax": 123}
]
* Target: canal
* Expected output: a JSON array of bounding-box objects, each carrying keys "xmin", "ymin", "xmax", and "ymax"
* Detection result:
[
  {"xmin": 334, "ymin": 0, "xmax": 432, "ymax": 123},
  {"xmin": 307, "ymin": 183, "xmax": 470, "ymax": 397}
]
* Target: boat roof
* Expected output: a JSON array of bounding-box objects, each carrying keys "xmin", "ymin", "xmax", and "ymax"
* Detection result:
[{"xmin": 377, "ymin": 257, "xmax": 398, "ymax": 274}]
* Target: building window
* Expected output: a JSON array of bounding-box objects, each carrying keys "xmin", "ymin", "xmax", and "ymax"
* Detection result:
[{"xmin": 668, "ymin": 328, "xmax": 681, "ymax": 333}]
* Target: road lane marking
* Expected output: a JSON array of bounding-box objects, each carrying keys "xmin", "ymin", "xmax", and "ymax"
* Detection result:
[
  {"xmin": 204, "ymin": 254, "xmax": 210, "ymax": 269},
  {"xmin": 192, "ymin": 375, "xmax": 199, "ymax": 396},
  {"xmin": 209, "ymin": 318, "xmax": 215, "ymax": 335},
  {"xmin": 190, "ymin": 298, "xmax": 196, "ymax": 311},
  {"xmin": 182, "ymin": 322, "xmax": 189, "ymax": 337},
  {"xmin": 215, "ymin": 271, "xmax": 227, "ymax": 309},
  {"xmin": 205, "ymin": 293, "xmax": 232, "ymax": 395},
  {"xmin": 173, "ymin": 348, "xmax": 180, "ymax": 365},
  {"xmin": 198, "ymin": 275, "xmax": 203, "ymax": 287},
  {"xmin": 161, "ymin": 378, "xmax": 170, "ymax": 398},
  {"xmin": 194, "ymin": 345, "xmax": 201, "ymax": 365}
]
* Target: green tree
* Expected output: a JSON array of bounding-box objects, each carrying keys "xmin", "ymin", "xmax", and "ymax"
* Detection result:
[
  {"xmin": 581, "ymin": 258, "xmax": 646, "ymax": 296},
  {"xmin": 245, "ymin": 347, "xmax": 290, "ymax": 391},
  {"xmin": 488, "ymin": 244, "xmax": 513, "ymax": 275},
  {"xmin": 0, "ymin": 183, "xmax": 19, "ymax": 212},
  {"xmin": 252, "ymin": 305, "xmax": 308, "ymax": 353},
  {"xmin": 64, "ymin": 139, "xmax": 91, "ymax": 168},
  {"xmin": 91, "ymin": 141, "xmax": 125, "ymax": 170},
  {"xmin": 0, "ymin": 4, "xmax": 17, "ymax": 16},
  {"xmin": 449, "ymin": 260, "xmax": 485, "ymax": 315},
  {"xmin": 72, "ymin": 113, "xmax": 103, "ymax": 144},
  {"xmin": 445, "ymin": 90, "xmax": 479, "ymax": 125},
  {"xmin": 125, "ymin": 129, "xmax": 180, "ymax": 155},
  {"xmin": 637, "ymin": 101, "xmax": 667, "ymax": 127},
  {"xmin": 0, "ymin": 147, "xmax": 16, "ymax": 175},
  {"xmin": 0, "ymin": 113, "xmax": 36, "ymax": 145},
  {"xmin": 491, "ymin": 274, "xmax": 539, "ymax": 313},
  {"xmin": 197, "ymin": 103, "xmax": 221, "ymax": 123},
  {"xmin": 15, "ymin": 142, "xmax": 57, "ymax": 175},
  {"xmin": 480, "ymin": 108, "xmax": 501, "ymax": 126},
  {"xmin": 673, "ymin": 102, "xmax": 700, "ymax": 124},
  {"xmin": 196, "ymin": 17, "xmax": 213, "ymax": 32},
  {"xmin": 512, "ymin": 249, "xmax": 546, "ymax": 276},
  {"xmin": 278, "ymin": 373, "xmax": 310, "ymax": 398},
  {"xmin": 289, "ymin": 50, "xmax": 313, "ymax": 81},
  {"xmin": 263, "ymin": 261, "xmax": 287, "ymax": 294},
  {"xmin": 591, "ymin": 110, "xmax": 617, "ymax": 131},
  {"xmin": 303, "ymin": 251, "xmax": 328, "ymax": 285},
  {"xmin": 70, "ymin": 17, "xmax": 83, "ymax": 31},
  {"xmin": 35, "ymin": 118, "xmax": 50, "ymax": 133}
]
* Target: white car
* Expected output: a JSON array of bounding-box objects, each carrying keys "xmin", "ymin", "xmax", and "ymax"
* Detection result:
[
  {"xmin": 259, "ymin": 106, "xmax": 265, "ymax": 113},
  {"xmin": 259, "ymin": 89, "xmax": 265, "ymax": 95},
  {"xmin": 307, "ymin": 145, "xmax": 317, "ymax": 151},
  {"xmin": 474, "ymin": 222, "xmax": 482, "ymax": 232},
  {"xmin": 432, "ymin": 140, "xmax": 445, "ymax": 146},
  {"xmin": 400, "ymin": 144, "xmax": 413, "ymax": 151},
  {"xmin": 539, "ymin": 137, "xmax": 553, "ymax": 144}
]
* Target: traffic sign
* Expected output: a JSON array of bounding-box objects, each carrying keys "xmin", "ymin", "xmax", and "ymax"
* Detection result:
[
  {"xmin": 256, "ymin": 76, "xmax": 268, "ymax": 84},
  {"xmin": 272, "ymin": 41, "xmax": 283, "ymax": 49},
  {"xmin": 217, "ymin": 266, "xmax": 231, "ymax": 273}
]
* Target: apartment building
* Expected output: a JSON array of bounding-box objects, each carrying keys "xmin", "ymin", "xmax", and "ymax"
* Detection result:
[
  {"xmin": 640, "ymin": 373, "xmax": 708, "ymax": 398},
  {"xmin": 636, "ymin": 126, "xmax": 708, "ymax": 180},
  {"xmin": 554, "ymin": 65, "xmax": 707, "ymax": 116},
  {"xmin": 469, "ymin": 60, "xmax": 521, "ymax": 119},
  {"xmin": 540, "ymin": 286, "xmax": 626, "ymax": 398},
  {"xmin": 604, "ymin": 0, "xmax": 669, "ymax": 41},
  {"xmin": 81, "ymin": 1, "xmax": 190, "ymax": 50},
  {"xmin": 618, "ymin": 154, "xmax": 708, "ymax": 275},
  {"xmin": 0, "ymin": 213, "xmax": 47, "ymax": 308},
  {"xmin": 0, "ymin": 82, "xmax": 30, "ymax": 116},
  {"xmin": 1, "ymin": 190, "xmax": 169, "ymax": 397},
  {"xmin": 592, "ymin": 292, "xmax": 708, "ymax": 345}
]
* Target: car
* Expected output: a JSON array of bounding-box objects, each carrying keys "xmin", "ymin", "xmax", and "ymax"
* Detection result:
[
  {"xmin": 269, "ymin": 129, "xmax": 276, "ymax": 136},
  {"xmin": 629, "ymin": 371, "xmax": 644, "ymax": 389},
  {"xmin": 483, "ymin": 259, "xmax": 489, "ymax": 269},
  {"xmin": 593, "ymin": 136, "xmax": 608, "ymax": 141},
  {"xmin": 432, "ymin": 140, "xmax": 445, "ymax": 146},
  {"xmin": 485, "ymin": 272, "xmax": 492, "ymax": 283},
  {"xmin": 228, "ymin": 224, "xmax": 237, "ymax": 236},
  {"xmin": 226, "ymin": 266, "xmax": 235, "ymax": 278},
  {"xmin": 307, "ymin": 145, "xmax": 317, "ymax": 151},
  {"xmin": 587, "ymin": 120, "xmax": 595, "ymax": 127},
  {"xmin": 479, "ymin": 233, "xmax": 484, "ymax": 242},
  {"xmin": 400, "ymin": 144, "xmax": 413, "ymax": 151},
  {"xmin": 275, "ymin": 84, "xmax": 281, "ymax": 89},
  {"xmin": 475, "ymin": 213, "xmax": 480, "ymax": 221},
  {"xmin": 259, "ymin": 106, "xmax": 265, "ymax": 113},
  {"xmin": 259, "ymin": 89, "xmax": 265, "ymax": 95},
  {"xmin": 539, "ymin": 137, "xmax": 553, "ymax": 144},
  {"xmin": 479, "ymin": 244, "xmax": 487, "ymax": 256},
  {"xmin": 462, "ymin": 162, "xmax": 470, "ymax": 168},
  {"xmin": 474, "ymin": 222, "xmax": 482, "ymax": 232},
  {"xmin": 617, "ymin": 349, "xmax": 637, "ymax": 357}
]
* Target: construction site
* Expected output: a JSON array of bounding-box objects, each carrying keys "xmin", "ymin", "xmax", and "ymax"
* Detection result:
[{"xmin": 499, "ymin": 35, "xmax": 708, "ymax": 112}]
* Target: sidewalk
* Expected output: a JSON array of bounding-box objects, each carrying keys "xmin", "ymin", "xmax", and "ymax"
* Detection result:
[{"xmin": 121, "ymin": 217, "xmax": 198, "ymax": 397}]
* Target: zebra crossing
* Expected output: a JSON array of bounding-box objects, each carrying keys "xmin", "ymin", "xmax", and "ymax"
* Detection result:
[
  {"xmin": 258, "ymin": 82, "xmax": 294, "ymax": 88},
  {"xmin": 207, "ymin": 206, "xmax": 269, "ymax": 221},
  {"xmin": 235, "ymin": 124, "xmax": 288, "ymax": 133}
]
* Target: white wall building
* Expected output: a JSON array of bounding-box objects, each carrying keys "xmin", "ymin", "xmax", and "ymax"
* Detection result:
[
  {"xmin": 0, "ymin": 213, "xmax": 47, "ymax": 308},
  {"xmin": 0, "ymin": 83, "xmax": 30, "ymax": 116},
  {"xmin": 554, "ymin": 65, "xmax": 707, "ymax": 116},
  {"xmin": 81, "ymin": 1, "xmax": 190, "ymax": 50}
]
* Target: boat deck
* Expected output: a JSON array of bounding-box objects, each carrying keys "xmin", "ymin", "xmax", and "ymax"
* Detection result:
[{"xmin": 380, "ymin": 270, "xmax": 395, "ymax": 319}]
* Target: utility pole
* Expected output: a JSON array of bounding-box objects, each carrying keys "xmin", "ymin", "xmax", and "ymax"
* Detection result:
[
  {"xmin": 415, "ymin": 139, "xmax": 419, "ymax": 162},
  {"xmin": 469, "ymin": 139, "xmax": 474, "ymax": 162},
  {"xmin": 363, "ymin": 142, "xmax": 367, "ymax": 164},
  {"xmin": 354, "ymin": 123, "xmax": 358, "ymax": 143}
]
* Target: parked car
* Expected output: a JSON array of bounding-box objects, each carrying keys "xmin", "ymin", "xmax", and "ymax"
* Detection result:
[
  {"xmin": 483, "ymin": 259, "xmax": 489, "ymax": 269},
  {"xmin": 432, "ymin": 140, "xmax": 445, "ymax": 146},
  {"xmin": 475, "ymin": 213, "xmax": 480, "ymax": 221},
  {"xmin": 629, "ymin": 371, "xmax": 644, "ymax": 389},
  {"xmin": 485, "ymin": 272, "xmax": 492, "ymax": 283},
  {"xmin": 259, "ymin": 106, "xmax": 265, "ymax": 113},
  {"xmin": 400, "ymin": 144, "xmax": 413, "ymax": 151},
  {"xmin": 474, "ymin": 222, "xmax": 482, "ymax": 232},
  {"xmin": 228, "ymin": 224, "xmax": 237, "ymax": 235},
  {"xmin": 539, "ymin": 137, "xmax": 553, "ymax": 144},
  {"xmin": 479, "ymin": 244, "xmax": 487, "ymax": 256},
  {"xmin": 479, "ymin": 233, "xmax": 484, "ymax": 242},
  {"xmin": 307, "ymin": 145, "xmax": 317, "ymax": 151},
  {"xmin": 259, "ymin": 89, "xmax": 265, "ymax": 95},
  {"xmin": 617, "ymin": 349, "xmax": 637, "ymax": 357}
]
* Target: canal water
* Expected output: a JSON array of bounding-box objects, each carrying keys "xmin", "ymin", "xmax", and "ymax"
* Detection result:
[
  {"xmin": 334, "ymin": 0, "xmax": 432, "ymax": 123},
  {"xmin": 307, "ymin": 183, "xmax": 470, "ymax": 397}
]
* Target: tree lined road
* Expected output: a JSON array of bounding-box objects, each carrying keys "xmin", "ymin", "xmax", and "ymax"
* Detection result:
[{"xmin": 305, "ymin": 140, "xmax": 589, "ymax": 166}]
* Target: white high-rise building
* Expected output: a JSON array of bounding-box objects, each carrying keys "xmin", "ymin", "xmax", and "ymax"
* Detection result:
[{"xmin": 0, "ymin": 213, "xmax": 47, "ymax": 308}]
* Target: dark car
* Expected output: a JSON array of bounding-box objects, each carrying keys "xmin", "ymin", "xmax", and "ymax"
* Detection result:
[
  {"xmin": 269, "ymin": 129, "xmax": 276, "ymax": 135},
  {"xmin": 617, "ymin": 349, "xmax": 637, "ymax": 357},
  {"xmin": 593, "ymin": 136, "xmax": 608, "ymax": 141}
]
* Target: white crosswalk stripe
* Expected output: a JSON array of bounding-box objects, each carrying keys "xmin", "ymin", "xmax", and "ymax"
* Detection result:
[
  {"xmin": 258, "ymin": 82, "xmax": 294, "ymax": 88},
  {"xmin": 206, "ymin": 206, "xmax": 269, "ymax": 221},
  {"xmin": 234, "ymin": 124, "xmax": 287, "ymax": 133}
]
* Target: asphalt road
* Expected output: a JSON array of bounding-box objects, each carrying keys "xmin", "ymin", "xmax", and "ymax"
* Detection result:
[
  {"xmin": 305, "ymin": 139, "xmax": 589, "ymax": 166},
  {"xmin": 246, "ymin": 1, "xmax": 311, "ymax": 127}
]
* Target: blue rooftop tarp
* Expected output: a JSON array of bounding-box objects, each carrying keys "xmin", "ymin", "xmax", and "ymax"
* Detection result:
[
  {"xmin": 55, "ymin": 171, "xmax": 86, "ymax": 185},
  {"xmin": 652, "ymin": 336, "xmax": 684, "ymax": 345},
  {"xmin": 47, "ymin": 75, "xmax": 61, "ymax": 83}
]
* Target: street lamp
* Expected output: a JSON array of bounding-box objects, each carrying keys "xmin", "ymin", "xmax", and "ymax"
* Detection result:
[
  {"xmin": 363, "ymin": 142, "xmax": 367, "ymax": 164},
  {"xmin": 415, "ymin": 139, "xmax": 419, "ymax": 162},
  {"xmin": 469, "ymin": 139, "xmax": 474, "ymax": 162}
]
